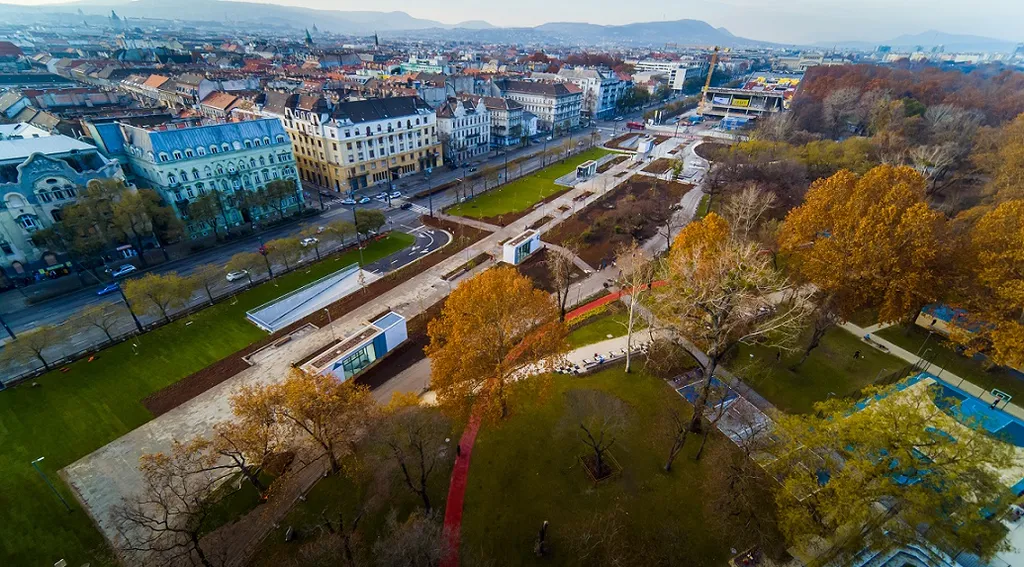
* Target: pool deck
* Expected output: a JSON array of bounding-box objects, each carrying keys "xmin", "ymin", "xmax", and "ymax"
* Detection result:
[{"xmin": 842, "ymin": 321, "xmax": 1024, "ymax": 422}]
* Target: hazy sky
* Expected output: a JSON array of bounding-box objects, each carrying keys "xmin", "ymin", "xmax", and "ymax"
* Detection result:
[{"xmin": 8, "ymin": 0, "xmax": 1022, "ymax": 44}]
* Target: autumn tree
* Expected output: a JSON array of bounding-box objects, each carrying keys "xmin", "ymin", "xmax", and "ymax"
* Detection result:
[
  {"xmin": 615, "ymin": 242, "xmax": 655, "ymax": 373},
  {"xmin": 545, "ymin": 245, "xmax": 578, "ymax": 321},
  {"xmin": 779, "ymin": 165, "xmax": 950, "ymax": 328},
  {"xmin": 250, "ymin": 370, "xmax": 376, "ymax": 475},
  {"xmin": 187, "ymin": 193, "xmax": 226, "ymax": 239},
  {"xmin": 949, "ymin": 200, "xmax": 1024, "ymax": 369},
  {"xmin": 112, "ymin": 444, "xmax": 226, "ymax": 567},
  {"xmin": 188, "ymin": 264, "xmax": 223, "ymax": 305},
  {"xmin": 299, "ymin": 226, "xmax": 324, "ymax": 260},
  {"xmin": 226, "ymin": 251, "xmax": 264, "ymax": 285},
  {"xmin": 263, "ymin": 179, "xmax": 299, "ymax": 219},
  {"xmin": 123, "ymin": 272, "xmax": 192, "ymax": 324},
  {"xmin": 0, "ymin": 324, "xmax": 61, "ymax": 370},
  {"xmin": 371, "ymin": 396, "xmax": 451, "ymax": 512},
  {"xmin": 264, "ymin": 237, "xmax": 303, "ymax": 271},
  {"xmin": 426, "ymin": 266, "xmax": 568, "ymax": 419},
  {"xmin": 112, "ymin": 187, "xmax": 180, "ymax": 267},
  {"xmin": 657, "ymin": 213, "xmax": 810, "ymax": 435},
  {"xmin": 771, "ymin": 382, "xmax": 1015, "ymax": 564},
  {"xmin": 975, "ymin": 114, "xmax": 1024, "ymax": 203},
  {"xmin": 72, "ymin": 303, "xmax": 121, "ymax": 343},
  {"xmin": 324, "ymin": 219, "xmax": 355, "ymax": 248}
]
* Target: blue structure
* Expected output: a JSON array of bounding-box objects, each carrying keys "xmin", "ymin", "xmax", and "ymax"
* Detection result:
[{"xmin": 301, "ymin": 312, "xmax": 408, "ymax": 381}]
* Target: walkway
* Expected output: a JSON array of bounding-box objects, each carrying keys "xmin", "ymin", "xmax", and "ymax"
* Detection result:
[{"xmin": 841, "ymin": 321, "xmax": 1024, "ymax": 421}]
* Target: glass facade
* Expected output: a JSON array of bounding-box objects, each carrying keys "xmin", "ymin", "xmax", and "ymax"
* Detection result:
[
  {"xmin": 514, "ymin": 241, "xmax": 532, "ymax": 264},
  {"xmin": 338, "ymin": 343, "xmax": 377, "ymax": 379}
]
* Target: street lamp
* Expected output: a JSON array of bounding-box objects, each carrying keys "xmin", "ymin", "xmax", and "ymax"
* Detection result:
[
  {"xmin": 324, "ymin": 308, "xmax": 335, "ymax": 341},
  {"xmin": 31, "ymin": 457, "xmax": 72, "ymax": 512},
  {"xmin": 0, "ymin": 312, "xmax": 15, "ymax": 339}
]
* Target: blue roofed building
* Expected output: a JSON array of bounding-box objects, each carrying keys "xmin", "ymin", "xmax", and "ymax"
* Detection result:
[{"xmin": 119, "ymin": 118, "xmax": 302, "ymax": 238}]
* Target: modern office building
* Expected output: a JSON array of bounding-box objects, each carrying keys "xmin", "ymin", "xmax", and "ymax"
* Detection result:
[
  {"xmin": 118, "ymin": 118, "xmax": 302, "ymax": 238},
  {"xmin": 0, "ymin": 125, "xmax": 126, "ymax": 275},
  {"xmin": 262, "ymin": 93, "xmax": 442, "ymax": 193}
]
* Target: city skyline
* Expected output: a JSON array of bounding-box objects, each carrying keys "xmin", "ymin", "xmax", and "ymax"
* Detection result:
[{"xmin": 4, "ymin": 0, "xmax": 1022, "ymax": 45}]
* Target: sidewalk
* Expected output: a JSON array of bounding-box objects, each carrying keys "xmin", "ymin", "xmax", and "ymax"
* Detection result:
[{"xmin": 841, "ymin": 321, "xmax": 1024, "ymax": 421}]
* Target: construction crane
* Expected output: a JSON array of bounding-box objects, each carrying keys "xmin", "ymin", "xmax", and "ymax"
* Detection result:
[{"xmin": 697, "ymin": 46, "xmax": 720, "ymax": 116}]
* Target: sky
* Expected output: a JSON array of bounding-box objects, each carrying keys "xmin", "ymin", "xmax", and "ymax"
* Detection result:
[{"xmin": 6, "ymin": 0, "xmax": 1022, "ymax": 44}]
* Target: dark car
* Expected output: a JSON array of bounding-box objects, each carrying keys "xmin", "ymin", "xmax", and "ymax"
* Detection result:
[
  {"xmin": 97, "ymin": 283, "xmax": 120, "ymax": 296},
  {"xmin": 400, "ymin": 202, "xmax": 413, "ymax": 210}
]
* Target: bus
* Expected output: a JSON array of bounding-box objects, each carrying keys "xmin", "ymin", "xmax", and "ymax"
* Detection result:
[{"xmin": 626, "ymin": 121, "xmax": 645, "ymax": 130}]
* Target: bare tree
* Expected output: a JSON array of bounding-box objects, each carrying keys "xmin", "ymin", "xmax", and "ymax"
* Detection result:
[
  {"xmin": 791, "ymin": 294, "xmax": 842, "ymax": 370},
  {"xmin": 112, "ymin": 445, "xmax": 227, "ymax": 567},
  {"xmin": 372, "ymin": 511, "xmax": 446, "ymax": 567},
  {"xmin": 722, "ymin": 185, "xmax": 778, "ymax": 242},
  {"xmin": 908, "ymin": 143, "xmax": 962, "ymax": 197},
  {"xmin": 615, "ymin": 242, "xmax": 655, "ymax": 373},
  {"xmin": 754, "ymin": 112, "xmax": 797, "ymax": 142},
  {"xmin": 72, "ymin": 304, "xmax": 121, "ymax": 343},
  {"xmin": 0, "ymin": 324, "xmax": 61, "ymax": 370},
  {"xmin": 373, "ymin": 403, "xmax": 450, "ymax": 512},
  {"xmin": 546, "ymin": 245, "xmax": 578, "ymax": 321},
  {"xmin": 822, "ymin": 87, "xmax": 861, "ymax": 136},
  {"xmin": 563, "ymin": 389, "xmax": 631, "ymax": 480},
  {"xmin": 188, "ymin": 264, "xmax": 223, "ymax": 306}
]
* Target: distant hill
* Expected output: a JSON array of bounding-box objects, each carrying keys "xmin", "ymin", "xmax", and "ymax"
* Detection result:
[
  {"xmin": 823, "ymin": 30, "xmax": 1019, "ymax": 53},
  {"xmin": 454, "ymin": 20, "xmax": 496, "ymax": 30},
  {"xmin": 534, "ymin": 19, "xmax": 763, "ymax": 47}
]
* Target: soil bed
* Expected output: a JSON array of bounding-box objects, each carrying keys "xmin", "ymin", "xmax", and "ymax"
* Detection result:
[
  {"xmin": 597, "ymin": 155, "xmax": 628, "ymax": 173},
  {"xmin": 643, "ymin": 158, "xmax": 674, "ymax": 174},
  {"xmin": 694, "ymin": 142, "xmax": 730, "ymax": 161},
  {"xmin": 516, "ymin": 248, "xmax": 584, "ymax": 293},
  {"xmin": 545, "ymin": 176, "xmax": 693, "ymax": 267}
]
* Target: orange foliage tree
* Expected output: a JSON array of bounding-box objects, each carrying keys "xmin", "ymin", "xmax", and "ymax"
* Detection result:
[
  {"xmin": 426, "ymin": 266, "xmax": 568, "ymax": 419},
  {"xmin": 779, "ymin": 165, "xmax": 950, "ymax": 326}
]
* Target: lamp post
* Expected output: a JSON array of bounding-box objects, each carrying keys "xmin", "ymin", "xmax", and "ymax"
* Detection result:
[
  {"xmin": 324, "ymin": 308, "xmax": 335, "ymax": 341},
  {"xmin": 425, "ymin": 168, "xmax": 434, "ymax": 218},
  {"xmin": 0, "ymin": 312, "xmax": 15, "ymax": 339},
  {"xmin": 31, "ymin": 457, "xmax": 72, "ymax": 512},
  {"xmin": 350, "ymin": 204, "xmax": 364, "ymax": 265}
]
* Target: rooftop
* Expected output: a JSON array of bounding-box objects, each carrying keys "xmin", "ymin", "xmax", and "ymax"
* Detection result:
[{"xmin": 0, "ymin": 133, "xmax": 97, "ymax": 164}]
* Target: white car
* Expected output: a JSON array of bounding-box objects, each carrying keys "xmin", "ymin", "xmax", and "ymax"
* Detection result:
[
  {"xmin": 300, "ymin": 237, "xmax": 319, "ymax": 247},
  {"xmin": 340, "ymin": 197, "xmax": 357, "ymax": 205},
  {"xmin": 111, "ymin": 264, "xmax": 137, "ymax": 278},
  {"xmin": 226, "ymin": 270, "xmax": 248, "ymax": 282}
]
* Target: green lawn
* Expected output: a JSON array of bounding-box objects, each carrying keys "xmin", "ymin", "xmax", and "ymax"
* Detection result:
[
  {"xmin": 695, "ymin": 193, "xmax": 711, "ymax": 219},
  {"xmin": 875, "ymin": 325, "xmax": 1024, "ymax": 401},
  {"xmin": 846, "ymin": 308, "xmax": 880, "ymax": 329},
  {"xmin": 448, "ymin": 148, "xmax": 611, "ymax": 220},
  {"xmin": 460, "ymin": 366, "xmax": 764, "ymax": 566},
  {"xmin": 566, "ymin": 308, "xmax": 645, "ymax": 349},
  {"xmin": 732, "ymin": 327, "xmax": 906, "ymax": 414},
  {"xmin": 0, "ymin": 232, "xmax": 414, "ymax": 567}
]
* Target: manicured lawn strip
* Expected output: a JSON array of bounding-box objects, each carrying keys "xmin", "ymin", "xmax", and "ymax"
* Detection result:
[
  {"xmin": 448, "ymin": 148, "xmax": 610, "ymax": 220},
  {"xmin": 0, "ymin": 233, "xmax": 414, "ymax": 567},
  {"xmin": 731, "ymin": 327, "xmax": 906, "ymax": 414},
  {"xmin": 875, "ymin": 325, "xmax": 1024, "ymax": 401},
  {"xmin": 566, "ymin": 309, "xmax": 644, "ymax": 349},
  {"xmin": 695, "ymin": 194, "xmax": 711, "ymax": 219},
  {"xmin": 459, "ymin": 367, "xmax": 743, "ymax": 566}
]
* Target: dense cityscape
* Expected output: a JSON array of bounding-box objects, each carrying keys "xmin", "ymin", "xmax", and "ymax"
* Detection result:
[{"xmin": 1, "ymin": 2, "xmax": 1024, "ymax": 566}]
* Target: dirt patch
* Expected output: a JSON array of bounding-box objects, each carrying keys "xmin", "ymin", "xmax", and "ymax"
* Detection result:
[
  {"xmin": 652, "ymin": 135, "xmax": 671, "ymax": 145},
  {"xmin": 572, "ymin": 191, "xmax": 594, "ymax": 202},
  {"xmin": 694, "ymin": 142, "xmax": 730, "ymax": 161},
  {"xmin": 545, "ymin": 176, "xmax": 693, "ymax": 268},
  {"xmin": 597, "ymin": 155, "xmax": 628, "ymax": 173},
  {"xmin": 142, "ymin": 217, "xmax": 489, "ymax": 416},
  {"xmin": 516, "ymin": 248, "xmax": 584, "ymax": 293},
  {"xmin": 642, "ymin": 158, "xmax": 675, "ymax": 174},
  {"xmin": 528, "ymin": 215, "xmax": 553, "ymax": 231},
  {"xmin": 606, "ymin": 133, "xmax": 639, "ymax": 151}
]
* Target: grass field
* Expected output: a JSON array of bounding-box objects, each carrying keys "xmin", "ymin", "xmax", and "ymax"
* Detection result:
[
  {"xmin": 447, "ymin": 148, "xmax": 610, "ymax": 220},
  {"xmin": 875, "ymin": 325, "xmax": 1024, "ymax": 401},
  {"xmin": 567, "ymin": 305, "xmax": 645, "ymax": 349},
  {"xmin": 0, "ymin": 232, "xmax": 414, "ymax": 567},
  {"xmin": 460, "ymin": 366, "xmax": 766, "ymax": 566},
  {"xmin": 732, "ymin": 327, "xmax": 905, "ymax": 414}
]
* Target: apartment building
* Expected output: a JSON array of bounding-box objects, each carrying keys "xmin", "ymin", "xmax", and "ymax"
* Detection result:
[
  {"xmin": 119, "ymin": 118, "xmax": 302, "ymax": 238},
  {"xmin": 532, "ymin": 68, "xmax": 628, "ymax": 120},
  {"xmin": 631, "ymin": 59, "xmax": 705, "ymax": 91},
  {"xmin": 262, "ymin": 93, "xmax": 442, "ymax": 193},
  {"xmin": 495, "ymin": 80, "xmax": 582, "ymax": 135},
  {"xmin": 436, "ymin": 97, "xmax": 490, "ymax": 166},
  {"xmin": 458, "ymin": 94, "xmax": 524, "ymax": 148}
]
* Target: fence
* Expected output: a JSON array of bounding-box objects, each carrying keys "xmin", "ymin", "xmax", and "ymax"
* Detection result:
[{"xmin": 0, "ymin": 234, "xmax": 389, "ymax": 389}]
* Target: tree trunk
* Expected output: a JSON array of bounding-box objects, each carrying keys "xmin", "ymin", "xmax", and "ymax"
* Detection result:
[
  {"xmin": 904, "ymin": 304, "xmax": 923, "ymax": 335},
  {"xmin": 35, "ymin": 353, "xmax": 50, "ymax": 371},
  {"xmin": 695, "ymin": 427, "xmax": 712, "ymax": 461},
  {"xmin": 791, "ymin": 330, "xmax": 825, "ymax": 370},
  {"xmin": 664, "ymin": 430, "xmax": 689, "ymax": 472},
  {"xmin": 689, "ymin": 358, "xmax": 719, "ymax": 433},
  {"xmin": 625, "ymin": 294, "xmax": 637, "ymax": 373},
  {"xmin": 241, "ymin": 464, "xmax": 266, "ymax": 492},
  {"xmin": 191, "ymin": 534, "xmax": 214, "ymax": 567}
]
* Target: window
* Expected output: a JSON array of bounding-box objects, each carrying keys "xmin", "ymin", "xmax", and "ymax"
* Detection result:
[
  {"xmin": 215, "ymin": 165, "xmax": 223, "ymax": 175},
  {"xmin": 250, "ymin": 158, "xmax": 257, "ymax": 168},
  {"xmin": 16, "ymin": 214, "xmax": 39, "ymax": 231},
  {"xmin": 263, "ymin": 137, "xmax": 271, "ymax": 146},
  {"xmin": 254, "ymin": 139, "xmax": 261, "ymax": 147},
  {"xmin": 268, "ymin": 154, "xmax": 275, "ymax": 164},
  {"xmin": 0, "ymin": 241, "xmax": 12, "ymax": 255},
  {"xmin": 244, "ymin": 140, "xmax": 252, "ymax": 149},
  {"xmin": 276, "ymin": 135, "xmax": 285, "ymax": 143},
  {"xmin": 210, "ymin": 145, "xmax": 218, "ymax": 154},
  {"xmin": 192, "ymin": 169, "xmax": 200, "ymax": 180},
  {"xmin": 259, "ymin": 157, "xmax": 265, "ymax": 166},
  {"xmin": 204, "ymin": 166, "xmax": 212, "ymax": 177},
  {"xmin": 173, "ymin": 151, "xmax": 182, "ymax": 160},
  {"xmin": 196, "ymin": 147, "xmax": 206, "ymax": 156},
  {"xmin": 186, "ymin": 187, "xmax": 195, "ymax": 198},
  {"xmin": 38, "ymin": 191, "xmax": 52, "ymax": 203},
  {"xmin": 262, "ymin": 170, "xmax": 269, "ymax": 182},
  {"xmin": 159, "ymin": 153, "xmax": 169, "ymax": 162},
  {"xmin": 222, "ymin": 143, "xmax": 230, "ymax": 152}
]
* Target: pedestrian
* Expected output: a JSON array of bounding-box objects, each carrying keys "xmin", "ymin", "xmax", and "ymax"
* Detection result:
[
  {"xmin": 775, "ymin": 350, "xmax": 782, "ymax": 362},
  {"xmin": 456, "ymin": 444, "xmax": 462, "ymax": 457},
  {"xmin": 853, "ymin": 350, "xmax": 861, "ymax": 360}
]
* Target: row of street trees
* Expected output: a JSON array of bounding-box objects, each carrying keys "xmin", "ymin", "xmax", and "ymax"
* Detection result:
[{"xmin": 114, "ymin": 370, "xmax": 453, "ymax": 567}]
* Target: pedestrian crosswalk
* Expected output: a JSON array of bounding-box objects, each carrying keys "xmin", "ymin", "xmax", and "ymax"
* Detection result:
[{"xmin": 407, "ymin": 203, "xmax": 431, "ymax": 214}]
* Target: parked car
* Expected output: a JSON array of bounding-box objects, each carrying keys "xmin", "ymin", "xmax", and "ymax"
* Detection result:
[
  {"xmin": 400, "ymin": 202, "xmax": 413, "ymax": 210},
  {"xmin": 613, "ymin": 117, "xmax": 624, "ymax": 122},
  {"xmin": 358, "ymin": 196, "xmax": 371, "ymax": 204},
  {"xmin": 467, "ymin": 166, "xmax": 478, "ymax": 173},
  {"xmin": 390, "ymin": 190, "xmax": 402, "ymax": 198},
  {"xmin": 226, "ymin": 270, "xmax": 248, "ymax": 282},
  {"xmin": 340, "ymin": 197, "xmax": 357, "ymax": 205},
  {"xmin": 97, "ymin": 282, "xmax": 120, "ymax": 296},
  {"xmin": 111, "ymin": 264, "xmax": 137, "ymax": 278},
  {"xmin": 375, "ymin": 192, "xmax": 389, "ymax": 200},
  {"xmin": 300, "ymin": 237, "xmax": 319, "ymax": 247}
]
